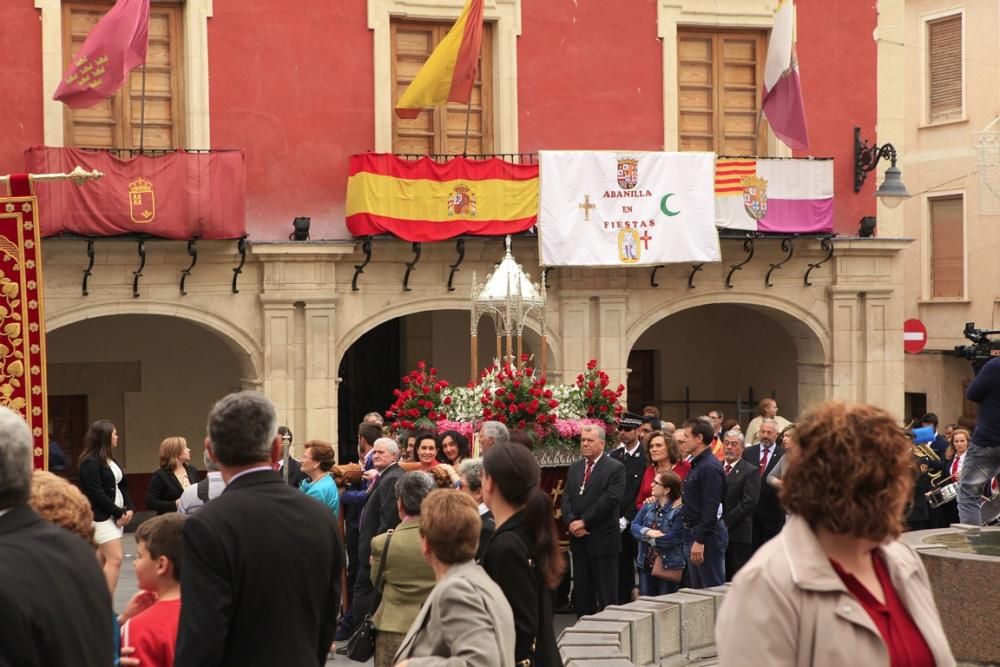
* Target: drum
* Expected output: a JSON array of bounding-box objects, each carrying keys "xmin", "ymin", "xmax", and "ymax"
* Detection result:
[
  {"xmin": 926, "ymin": 482, "xmax": 959, "ymax": 508},
  {"xmin": 981, "ymin": 491, "xmax": 1000, "ymax": 526}
]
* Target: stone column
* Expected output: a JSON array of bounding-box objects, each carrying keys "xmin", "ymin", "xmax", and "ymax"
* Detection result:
[
  {"xmin": 260, "ymin": 296, "xmax": 298, "ymax": 435},
  {"xmin": 596, "ymin": 295, "xmax": 629, "ymax": 391},
  {"xmin": 302, "ymin": 298, "xmax": 339, "ymax": 446},
  {"xmin": 828, "ymin": 286, "xmax": 862, "ymax": 405},
  {"xmin": 560, "ymin": 295, "xmax": 592, "ymax": 379}
]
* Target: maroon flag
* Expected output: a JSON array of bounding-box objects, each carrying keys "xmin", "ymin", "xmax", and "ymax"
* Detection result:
[{"xmin": 53, "ymin": 0, "xmax": 150, "ymax": 109}]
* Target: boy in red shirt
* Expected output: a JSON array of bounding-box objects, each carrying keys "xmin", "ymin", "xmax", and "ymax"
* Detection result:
[{"xmin": 121, "ymin": 513, "xmax": 185, "ymax": 667}]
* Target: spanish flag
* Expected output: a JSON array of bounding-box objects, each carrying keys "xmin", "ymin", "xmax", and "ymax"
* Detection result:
[
  {"xmin": 395, "ymin": 0, "xmax": 485, "ymax": 119},
  {"xmin": 345, "ymin": 154, "xmax": 538, "ymax": 242}
]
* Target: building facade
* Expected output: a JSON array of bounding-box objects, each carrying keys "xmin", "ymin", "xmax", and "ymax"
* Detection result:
[
  {"xmin": 0, "ymin": 0, "xmax": 905, "ymax": 494},
  {"xmin": 898, "ymin": 0, "xmax": 998, "ymax": 427}
]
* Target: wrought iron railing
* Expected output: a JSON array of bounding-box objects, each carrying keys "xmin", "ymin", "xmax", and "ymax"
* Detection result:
[{"xmin": 394, "ymin": 152, "xmax": 538, "ymax": 164}]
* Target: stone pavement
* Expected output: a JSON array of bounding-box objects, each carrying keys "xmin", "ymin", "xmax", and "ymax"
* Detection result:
[{"xmin": 114, "ymin": 532, "xmax": 577, "ymax": 665}]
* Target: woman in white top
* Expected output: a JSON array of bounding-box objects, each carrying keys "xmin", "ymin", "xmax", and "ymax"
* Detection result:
[{"xmin": 78, "ymin": 419, "xmax": 134, "ymax": 594}]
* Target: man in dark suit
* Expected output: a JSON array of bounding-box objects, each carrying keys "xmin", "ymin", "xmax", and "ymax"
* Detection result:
[
  {"xmin": 721, "ymin": 429, "xmax": 760, "ymax": 580},
  {"xmin": 678, "ymin": 420, "xmax": 728, "ymax": 588},
  {"xmin": 562, "ymin": 423, "xmax": 625, "ymax": 616},
  {"xmin": 741, "ymin": 418, "xmax": 785, "ymax": 552},
  {"xmin": 0, "ymin": 407, "xmax": 113, "ymax": 667},
  {"xmin": 457, "ymin": 458, "xmax": 495, "ymax": 561},
  {"xmin": 351, "ymin": 436, "xmax": 404, "ymax": 627},
  {"xmin": 609, "ymin": 412, "xmax": 647, "ymax": 604},
  {"xmin": 176, "ymin": 392, "xmax": 343, "ymax": 667}
]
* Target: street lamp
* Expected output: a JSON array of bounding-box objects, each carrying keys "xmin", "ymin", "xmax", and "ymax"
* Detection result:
[{"xmin": 854, "ymin": 127, "xmax": 910, "ymax": 209}]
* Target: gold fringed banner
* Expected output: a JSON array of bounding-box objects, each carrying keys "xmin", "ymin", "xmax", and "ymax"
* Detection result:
[{"xmin": 0, "ymin": 175, "xmax": 48, "ymax": 470}]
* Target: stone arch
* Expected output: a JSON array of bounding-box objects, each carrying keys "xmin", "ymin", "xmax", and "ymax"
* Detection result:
[
  {"xmin": 624, "ymin": 289, "xmax": 831, "ymax": 419},
  {"xmin": 336, "ymin": 295, "xmax": 561, "ymax": 372},
  {"xmin": 45, "ymin": 300, "xmax": 263, "ymax": 385},
  {"xmin": 625, "ymin": 290, "xmax": 830, "ymax": 366}
]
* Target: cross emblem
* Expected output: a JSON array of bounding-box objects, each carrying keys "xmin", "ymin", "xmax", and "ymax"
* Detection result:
[
  {"xmin": 578, "ymin": 195, "xmax": 596, "ymax": 221},
  {"xmin": 550, "ymin": 478, "xmax": 565, "ymax": 517},
  {"xmin": 639, "ymin": 231, "xmax": 653, "ymax": 250}
]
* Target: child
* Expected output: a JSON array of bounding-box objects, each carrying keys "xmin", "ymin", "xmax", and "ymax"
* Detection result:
[{"xmin": 121, "ymin": 513, "xmax": 185, "ymax": 667}]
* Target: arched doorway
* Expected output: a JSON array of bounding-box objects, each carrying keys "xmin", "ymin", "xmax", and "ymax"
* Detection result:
[
  {"xmin": 336, "ymin": 309, "xmax": 552, "ymax": 462},
  {"xmin": 45, "ymin": 314, "xmax": 248, "ymax": 501},
  {"xmin": 626, "ymin": 302, "xmax": 827, "ymax": 428}
]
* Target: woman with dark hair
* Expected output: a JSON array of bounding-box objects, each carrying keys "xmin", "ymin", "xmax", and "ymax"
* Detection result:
[
  {"xmin": 440, "ymin": 430, "xmax": 470, "ymax": 467},
  {"xmin": 299, "ymin": 440, "xmax": 340, "ymax": 518},
  {"xmin": 145, "ymin": 436, "xmax": 199, "ymax": 515},
  {"xmin": 78, "ymin": 419, "xmax": 134, "ymax": 594},
  {"xmin": 481, "ymin": 441, "xmax": 565, "ymax": 667},
  {"xmin": 631, "ymin": 470, "xmax": 684, "ymax": 596},
  {"xmin": 414, "ymin": 431, "xmax": 441, "ymax": 472},
  {"xmin": 716, "ymin": 401, "xmax": 954, "ymax": 666},
  {"xmin": 397, "ymin": 430, "xmax": 417, "ymax": 463},
  {"xmin": 636, "ymin": 431, "xmax": 690, "ymax": 508}
]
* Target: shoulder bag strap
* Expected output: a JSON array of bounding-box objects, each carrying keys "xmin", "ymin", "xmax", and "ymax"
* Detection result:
[{"xmin": 373, "ymin": 528, "xmax": 395, "ymax": 594}]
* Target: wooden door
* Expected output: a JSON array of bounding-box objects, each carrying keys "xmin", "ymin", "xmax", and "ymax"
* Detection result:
[{"xmin": 48, "ymin": 395, "xmax": 89, "ymax": 476}]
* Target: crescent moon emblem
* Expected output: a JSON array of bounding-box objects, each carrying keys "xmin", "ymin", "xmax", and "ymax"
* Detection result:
[{"xmin": 660, "ymin": 193, "xmax": 680, "ymax": 216}]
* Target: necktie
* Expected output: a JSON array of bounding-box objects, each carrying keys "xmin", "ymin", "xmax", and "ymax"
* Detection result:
[
  {"xmin": 581, "ymin": 460, "xmax": 595, "ymax": 494},
  {"xmin": 951, "ymin": 457, "xmax": 959, "ymax": 479},
  {"xmin": 724, "ymin": 463, "xmax": 732, "ymax": 475},
  {"xmin": 759, "ymin": 448, "xmax": 769, "ymax": 476}
]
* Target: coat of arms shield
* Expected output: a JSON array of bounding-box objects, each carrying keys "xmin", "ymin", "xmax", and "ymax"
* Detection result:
[
  {"xmin": 617, "ymin": 158, "xmax": 638, "ymax": 190},
  {"xmin": 741, "ymin": 175, "xmax": 768, "ymax": 221}
]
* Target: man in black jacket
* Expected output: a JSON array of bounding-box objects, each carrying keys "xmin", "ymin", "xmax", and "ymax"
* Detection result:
[
  {"xmin": 609, "ymin": 412, "xmax": 646, "ymax": 603},
  {"xmin": 562, "ymin": 424, "xmax": 625, "ymax": 616},
  {"xmin": 721, "ymin": 429, "xmax": 759, "ymax": 580},
  {"xmin": 741, "ymin": 418, "xmax": 785, "ymax": 552},
  {"xmin": 0, "ymin": 407, "xmax": 114, "ymax": 667},
  {"xmin": 175, "ymin": 392, "xmax": 343, "ymax": 667},
  {"xmin": 351, "ymin": 437, "xmax": 404, "ymax": 627},
  {"xmin": 679, "ymin": 420, "xmax": 728, "ymax": 588}
]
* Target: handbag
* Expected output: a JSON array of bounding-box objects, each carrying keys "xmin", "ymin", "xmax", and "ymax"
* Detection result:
[
  {"xmin": 651, "ymin": 552, "xmax": 683, "ymax": 582},
  {"xmin": 345, "ymin": 529, "xmax": 395, "ymax": 662}
]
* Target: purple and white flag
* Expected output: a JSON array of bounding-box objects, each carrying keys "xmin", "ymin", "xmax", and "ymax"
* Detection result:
[
  {"xmin": 762, "ymin": 0, "xmax": 809, "ymax": 151},
  {"xmin": 715, "ymin": 158, "xmax": 832, "ymax": 234}
]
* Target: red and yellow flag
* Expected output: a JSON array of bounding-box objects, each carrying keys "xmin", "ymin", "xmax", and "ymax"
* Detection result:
[
  {"xmin": 395, "ymin": 0, "xmax": 485, "ymax": 119},
  {"xmin": 346, "ymin": 154, "xmax": 538, "ymax": 242}
]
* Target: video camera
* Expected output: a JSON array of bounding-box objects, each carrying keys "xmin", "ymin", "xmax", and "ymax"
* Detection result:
[{"xmin": 953, "ymin": 322, "xmax": 1000, "ymax": 364}]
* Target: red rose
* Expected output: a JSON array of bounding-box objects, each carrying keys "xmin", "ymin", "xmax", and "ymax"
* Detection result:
[
  {"xmin": 443, "ymin": 396, "xmax": 452, "ymax": 405},
  {"xmin": 518, "ymin": 419, "xmax": 526, "ymax": 429},
  {"xmin": 481, "ymin": 397, "xmax": 490, "ymax": 405},
  {"xmin": 430, "ymin": 367, "xmax": 437, "ymax": 375},
  {"xmin": 544, "ymin": 390, "xmax": 553, "ymax": 399},
  {"xmin": 599, "ymin": 405, "xmax": 608, "ymax": 412},
  {"xmin": 417, "ymin": 361, "xmax": 426, "ymax": 370},
  {"xmin": 587, "ymin": 359, "xmax": 598, "ymax": 370},
  {"xmin": 548, "ymin": 399, "xmax": 559, "ymax": 409},
  {"xmin": 585, "ymin": 390, "xmax": 593, "ymax": 398}
]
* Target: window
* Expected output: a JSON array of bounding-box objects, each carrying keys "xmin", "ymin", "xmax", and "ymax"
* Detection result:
[
  {"xmin": 677, "ymin": 29, "xmax": 766, "ymax": 155},
  {"xmin": 927, "ymin": 14, "xmax": 963, "ymax": 123},
  {"xmin": 391, "ymin": 20, "xmax": 493, "ymax": 155},
  {"xmin": 62, "ymin": 1, "xmax": 185, "ymax": 149},
  {"xmin": 928, "ymin": 195, "xmax": 964, "ymax": 299}
]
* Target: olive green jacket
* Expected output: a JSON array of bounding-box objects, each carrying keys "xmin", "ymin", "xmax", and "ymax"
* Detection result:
[{"xmin": 370, "ymin": 519, "xmax": 436, "ymax": 634}]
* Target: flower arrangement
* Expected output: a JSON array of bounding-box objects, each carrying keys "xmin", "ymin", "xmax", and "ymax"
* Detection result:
[
  {"xmin": 385, "ymin": 361, "xmax": 450, "ymax": 431},
  {"xmin": 479, "ymin": 358, "xmax": 559, "ymax": 431},
  {"xmin": 575, "ymin": 359, "xmax": 625, "ymax": 428}
]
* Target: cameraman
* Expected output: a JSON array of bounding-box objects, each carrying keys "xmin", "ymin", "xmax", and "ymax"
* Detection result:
[{"xmin": 957, "ymin": 356, "xmax": 1000, "ymax": 525}]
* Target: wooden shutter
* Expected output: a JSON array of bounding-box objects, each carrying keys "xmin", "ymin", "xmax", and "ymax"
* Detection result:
[
  {"xmin": 678, "ymin": 30, "xmax": 765, "ymax": 155},
  {"xmin": 63, "ymin": 1, "xmax": 184, "ymax": 149},
  {"xmin": 392, "ymin": 20, "xmax": 493, "ymax": 155},
  {"xmin": 929, "ymin": 196, "xmax": 964, "ymax": 298},
  {"xmin": 928, "ymin": 15, "xmax": 962, "ymax": 123}
]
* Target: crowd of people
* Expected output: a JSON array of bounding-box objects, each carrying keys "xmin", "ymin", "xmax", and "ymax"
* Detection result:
[{"xmin": 5, "ymin": 360, "xmax": 1000, "ymax": 665}]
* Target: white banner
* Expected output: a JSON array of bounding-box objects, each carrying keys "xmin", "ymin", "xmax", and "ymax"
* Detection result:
[{"xmin": 538, "ymin": 151, "xmax": 720, "ymax": 267}]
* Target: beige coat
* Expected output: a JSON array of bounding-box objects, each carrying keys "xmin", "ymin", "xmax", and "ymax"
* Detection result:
[
  {"xmin": 716, "ymin": 515, "xmax": 956, "ymax": 667},
  {"xmin": 370, "ymin": 520, "xmax": 436, "ymax": 634},
  {"xmin": 393, "ymin": 560, "xmax": 515, "ymax": 667}
]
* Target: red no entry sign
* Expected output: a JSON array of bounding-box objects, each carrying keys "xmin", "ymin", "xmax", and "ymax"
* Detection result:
[{"xmin": 903, "ymin": 319, "xmax": 928, "ymax": 354}]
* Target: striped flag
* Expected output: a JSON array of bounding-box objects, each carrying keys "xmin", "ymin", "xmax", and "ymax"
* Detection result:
[
  {"xmin": 762, "ymin": 0, "xmax": 809, "ymax": 150},
  {"xmin": 345, "ymin": 154, "xmax": 538, "ymax": 242},
  {"xmin": 715, "ymin": 157, "xmax": 833, "ymax": 233},
  {"xmin": 395, "ymin": 0, "xmax": 485, "ymax": 119}
]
